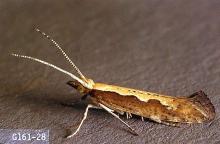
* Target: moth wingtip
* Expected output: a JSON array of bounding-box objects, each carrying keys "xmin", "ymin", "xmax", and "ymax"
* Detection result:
[{"xmin": 189, "ymin": 90, "xmax": 216, "ymax": 121}]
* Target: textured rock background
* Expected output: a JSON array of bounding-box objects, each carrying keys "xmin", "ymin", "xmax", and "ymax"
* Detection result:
[{"xmin": 0, "ymin": 0, "xmax": 219, "ymax": 144}]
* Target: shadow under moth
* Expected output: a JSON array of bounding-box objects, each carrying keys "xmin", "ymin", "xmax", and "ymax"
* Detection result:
[{"xmin": 12, "ymin": 28, "xmax": 215, "ymax": 138}]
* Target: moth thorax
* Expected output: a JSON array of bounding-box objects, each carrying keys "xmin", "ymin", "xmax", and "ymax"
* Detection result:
[{"xmin": 85, "ymin": 78, "xmax": 95, "ymax": 89}]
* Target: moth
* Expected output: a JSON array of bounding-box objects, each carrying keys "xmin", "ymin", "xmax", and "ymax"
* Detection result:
[{"xmin": 12, "ymin": 28, "xmax": 215, "ymax": 138}]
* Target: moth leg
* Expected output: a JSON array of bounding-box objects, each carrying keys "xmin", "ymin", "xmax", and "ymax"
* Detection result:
[
  {"xmin": 160, "ymin": 121, "xmax": 180, "ymax": 127},
  {"xmin": 151, "ymin": 118, "xmax": 180, "ymax": 127},
  {"xmin": 115, "ymin": 110, "xmax": 124, "ymax": 115},
  {"xmin": 99, "ymin": 103, "xmax": 138, "ymax": 136},
  {"xmin": 126, "ymin": 113, "xmax": 129, "ymax": 119},
  {"xmin": 126, "ymin": 112, "xmax": 132, "ymax": 119},
  {"xmin": 66, "ymin": 104, "xmax": 99, "ymax": 138},
  {"xmin": 141, "ymin": 117, "xmax": 144, "ymax": 121},
  {"xmin": 129, "ymin": 113, "xmax": 132, "ymax": 118}
]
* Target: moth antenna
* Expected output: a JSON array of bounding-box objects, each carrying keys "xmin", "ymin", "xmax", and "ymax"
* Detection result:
[
  {"xmin": 11, "ymin": 53, "xmax": 90, "ymax": 88},
  {"xmin": 35, "ymin": 28, "xmax": 87, "ymax": 81}
]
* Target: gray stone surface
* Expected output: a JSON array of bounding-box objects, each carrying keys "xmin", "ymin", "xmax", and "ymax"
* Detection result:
[{"xmin": 0, "ymin": 0, "xmax": 219, "ymax": 144}]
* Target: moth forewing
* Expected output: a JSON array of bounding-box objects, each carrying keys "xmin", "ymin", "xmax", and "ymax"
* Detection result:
[{"xmin": 89, "ymin": 83, "xmax": 215, "ymax": 124}]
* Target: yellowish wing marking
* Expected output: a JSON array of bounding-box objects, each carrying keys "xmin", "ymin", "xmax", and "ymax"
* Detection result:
[{"xmin": 93, "ymin": 83, "xmax": 179, "ymax": 110}]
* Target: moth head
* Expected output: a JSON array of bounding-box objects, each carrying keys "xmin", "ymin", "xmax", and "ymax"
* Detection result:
[{"xmin": 67, "ymin": 79, "xmax": 94, "ymax": 94}]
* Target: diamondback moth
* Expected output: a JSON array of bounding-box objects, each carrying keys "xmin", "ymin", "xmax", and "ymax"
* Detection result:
[{"xmin": 12, "ymin": 28, "xmax": 215, "ymax": 138}]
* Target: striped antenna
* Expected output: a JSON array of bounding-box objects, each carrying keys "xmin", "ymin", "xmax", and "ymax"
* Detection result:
[
  {"xmin": 35, "ymin": 28, "xmax": 87, "ymax": 81},
  {"xmin": 11, "ymin": 53, "xmax": 90, "ymax": 88}
]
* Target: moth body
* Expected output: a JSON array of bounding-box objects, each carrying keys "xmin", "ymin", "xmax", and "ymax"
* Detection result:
[
  {"xmin": 67, "ymin": 81, "xmax": 215, "ymax": 125},
  {"xmin": 13, "ymin": 28, "xmax": 216, "ymax": 138}
]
